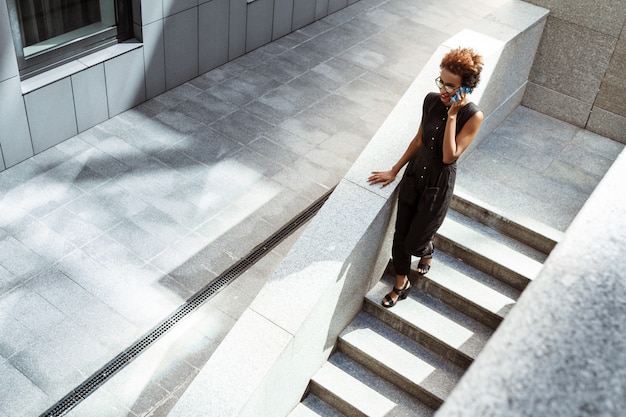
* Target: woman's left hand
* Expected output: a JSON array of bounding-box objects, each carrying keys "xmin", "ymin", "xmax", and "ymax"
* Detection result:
[{"xmin": 448, "ymin": 88, "xmax": 468, "ymax": 116}]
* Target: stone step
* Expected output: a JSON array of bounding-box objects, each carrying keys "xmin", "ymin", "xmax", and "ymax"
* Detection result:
[
  {"xmin": 364, "ymin": 280, "xmax": 493, "ymax": 369},
  {"xmin": 415, "ymin": 256, "xmax": 517, "ymax": 329},
  {"xmin": 452, "ymin": 188, "xmax": 564, "ymax": 255},
  {"xmin": 384, "ymin": 248, "xmax": 519, "ymax": 329},
  {"xmin": 337, "ymin": 311, "xmax": 463, "ymax": 409},
  {"xmin": 288, "ymin": 395, "xmax": 345, "ymax": 417},
  {"xmin": 309, "ymin": 352, "xmax": 435, "ymax": 417},
  {"xmin": 435, "ymin": 216, "xmax": 543, "ymax": 291}
]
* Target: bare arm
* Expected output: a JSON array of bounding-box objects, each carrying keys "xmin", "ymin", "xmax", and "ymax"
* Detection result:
[
  {"xmin": 442, "ymin": 92, "xmax": 484, "ymax": 164},
  {"xmin": 368, "ymin": 123, "xmax": 423, "ymax": 187}
]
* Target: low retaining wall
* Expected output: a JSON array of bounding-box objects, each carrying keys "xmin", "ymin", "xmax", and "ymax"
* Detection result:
[{"xmin": 169, "ymin": 2, "xmax": 549, "ymax": 416}]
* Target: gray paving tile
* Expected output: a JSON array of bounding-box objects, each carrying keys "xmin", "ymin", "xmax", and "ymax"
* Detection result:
[
  {"xmin": 545, "ymin": 159, "xmax": 602, "ymax": 195},
  {"xmin": 71, "ymin": 299, "xmax": 141, "ymax": 353},
  {"xmin": 250, "ymin": 136, "xmax": 301, "ymax": 166},
  {"xmin": 229, "ymin": 147, "xmax": 287, "ymax": 177},
  {"xmin": 210, "ymin": 109, "xmax": 275, "ymax": 144},
  {"xmin": 89, "ymin": 182, "xmax": 150, "ymax": 218},
  {"xmin": 207, "ymin": 80, "xmax": 256, "ymax": 107},
  {"xmin": 172, "ymin": 92, "xmax": 239, "ymax": 125},
  {"xmin": 252, "ymin": 188, "xmax": 314, "ymax": 228},
  {"xmin": 0, "ymin": 285, "xmax": 66, "ymax": 335},
  {"xmin": 64, "ymin": 192, "xmax": 124, "ymax": 232},
  {"xmin": 71, "ymin": 146, "xmax": 131, "ymax": 179},
  {"xmin": 311, "ymin": 56, "xmax": 369, "ymax": 88},
  {"xmin": 272, "ymin": 164, "xmax": 332, "ymax": 201},
  {"xmin": 479, "ymin": 132, "xmax": 555, "ymax": 173},
  {"xmin": 25, "ymin": 268, "xmax": 96, "ymax": 316},
  {"xmin": 557, "ymin": 141, "xmax": 618, "ymax": 178},
  {"xmin": 106, "ymin": 220, "xmax": 165, "ymax": 264},
  {"xmin": 38, "ymin": 317, "xmax": 112, "ymax": 379},
  {"xmin": 153, "ymin": 109, "xmax": 206, "ymax": 136},
  {"xmin": 570, "ymin": 129, "xmax": 624, "ymax": 159},
  {"xmin": 55, "ymin": 249, "xmax": 122, "ymax": 296},
  {"xmin": 254, "ymin": 55, "xmax": 308, "ymax": 84},
  {"xmin": 41, "ymin": 207, "xmax": 105, "ymax": 247},
  {"xmin": 128, "ymin": 206, "xmax": 190, "ymax": 247},
  {"xmin": 0, "ymin": 361, "xmax": 49, "ymax": 417},
  {"xmin": 83, "ymin": 230, "xmax": 156, "ymax": 273},
  {"xmin": 0, "ymin": 234, "xmax": 49, "ymax": 281},
  {"xmin": 8, "ymin": 176, "xmax": 85, "ymax": 219},
  {"xmin": 206, "ymin": 213, "xmax": 277, "ymax": 259},
  {"xmin": 0, "ymin": 314, "xmax": 37, "ymax": 359},
  {"xmin": 279, "ymin": 72, "xmax": 333, "ymax": 105},
  {"xmin": 64, "ymin": 387, "xmax": 134, "ymax": 417}
]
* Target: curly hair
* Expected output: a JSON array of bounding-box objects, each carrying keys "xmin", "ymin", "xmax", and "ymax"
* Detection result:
[{"xmin": 440, "ymin": 47, "xmax": 484, "ymax": 89}]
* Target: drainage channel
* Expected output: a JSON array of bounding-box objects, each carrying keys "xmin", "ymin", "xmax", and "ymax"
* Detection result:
[{"xmin": 40, "ymin": 187, "xmax": 335, "ymax": 417}]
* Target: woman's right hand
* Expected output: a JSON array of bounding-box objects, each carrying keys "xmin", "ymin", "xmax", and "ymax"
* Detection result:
[{"xmin": 368, "ymin": 170, "xmax": 396, "ymax": 187}]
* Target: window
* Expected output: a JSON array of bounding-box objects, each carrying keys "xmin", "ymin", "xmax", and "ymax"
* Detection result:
[{"xmin": 7, "ymin": 0, "xmax": 133, "ymax": 79}]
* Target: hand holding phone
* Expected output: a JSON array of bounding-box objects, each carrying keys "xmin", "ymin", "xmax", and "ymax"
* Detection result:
[{"xmin": 450, "ymin": 86, "xmax": 472, "ymax": 103}]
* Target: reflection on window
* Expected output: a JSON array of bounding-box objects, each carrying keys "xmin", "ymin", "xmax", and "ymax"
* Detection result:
[
  {"xmin": 7, "ymin": 0, "xmax": 132, "ymax": 78},
  {"xmin": 16, "ymin": 0, "xmax": 116, "ymax": 58}
]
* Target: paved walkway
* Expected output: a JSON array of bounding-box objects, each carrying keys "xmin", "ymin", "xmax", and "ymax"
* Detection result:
[{"xmin": 0, "ymin": 0, "xmax": 623, "ymax": 416}]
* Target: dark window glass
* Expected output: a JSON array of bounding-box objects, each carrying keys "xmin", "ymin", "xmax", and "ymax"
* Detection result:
[{"xmin": 8, "ymin": 0, "xmax": 132, "ymax": 78}]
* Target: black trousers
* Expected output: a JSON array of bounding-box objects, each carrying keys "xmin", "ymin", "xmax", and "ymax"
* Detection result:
[{"xmin": 392, "ymin": 186, "xmax": 450, "ymax": 276}]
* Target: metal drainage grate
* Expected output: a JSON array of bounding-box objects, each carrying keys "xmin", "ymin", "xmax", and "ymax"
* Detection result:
[{"xmin": 40, "ymin": 187, "xmax": 335, "ymax": 417}]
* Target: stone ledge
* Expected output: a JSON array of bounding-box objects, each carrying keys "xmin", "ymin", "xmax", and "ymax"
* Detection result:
[{"xmin": 20, "ymin": 41, "xmax": 143, "ymax": 95}]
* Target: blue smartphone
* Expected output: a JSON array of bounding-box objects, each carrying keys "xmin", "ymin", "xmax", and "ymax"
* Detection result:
[{"xmin": 450, "ymin": 86, "xmax": 472, "ymax": 103}]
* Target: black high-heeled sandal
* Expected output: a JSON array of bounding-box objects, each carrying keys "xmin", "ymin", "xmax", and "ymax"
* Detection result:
[
  {"xmin": 417, "ymin": 242, "xmax": 434, "ymax": 276},
  {"xmin": 381, "ymin": 279, "xmax": 411, "ymax": 308}
]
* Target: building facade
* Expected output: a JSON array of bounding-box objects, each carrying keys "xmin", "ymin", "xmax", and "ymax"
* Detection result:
[{"xmin": 0, "ymin": 0, "xmax": 359, "ymax": 172}]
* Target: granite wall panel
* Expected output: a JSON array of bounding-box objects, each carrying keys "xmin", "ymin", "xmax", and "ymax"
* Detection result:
[
  {"xmin": 522, "ymin": 82, "xmax": 591, "ymax": 128},
  {"xmin": 273, "ymin": 0, "xmax": 294, "ymax": 40},
  {"xmin": 328, "ymin": 0, "xmax": 348, "ymax": 14},
  {"xmin": 315, "ymin": 0, "xmax": 329, "ymax": 20},
  {"xmin": 163, "ymin": 0, "xmax": 197, "ymax": 18},
  {"xmin": 24, "ymin": 78, "xmax": 78, "ymax": 154},
  {"xmin": 137, "ymin": 0, "xmax": 163, "ymax": 25},
  {"xmin": 529, "ymin": 17, "xmax": 616, "ymax": 104},
  {"xmin": 525, "ymin": 0, "xmax": 626, "ymax": 37},
  {"xmin": 0, "ymin": 1, "xmax": 18, "ymax": 83},
  {"xmin": 523, "ymin": 0, "xmax": 626, "ymax": 140},
  {"xmin": 0, "ymin": 77, "xmax": 33, "ymax": 168},
  {"xmin": 141, "ymin": 20, "xmax": 166, "ymax": 99},
  {"xmin": 587, "ymin": 107, "xmax": 626, "ymax": 144},
  {"xmin": 164, "ymin": 7, "xmax": 199, "ymax": 89},
  {"xmin": 293, "ymin": 0, "xmax": 316, "ymax": 30},
  {"xmin": 72, "ymin": 65, "xmax": 109, "ymax": 132},
  {"xmin": 104, "ymin": 48, "xmax": 146, "ymax": 117},
  {"xmin": 229, "ymin": 0, "xmax": 247, "ymax": 60},
  {"xmin": 246, "ymin": 0, "xmax": 274, "ymax": 52},
  {"xmin": 199, "ymin": 0, "xmax": 230, "ymax": 73},
  {"xmin": 595, "ymin": 37, "xmax": 626, "ymax": 118}
]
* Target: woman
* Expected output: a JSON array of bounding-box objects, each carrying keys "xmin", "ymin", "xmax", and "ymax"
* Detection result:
[{"xmin": 368, "ymin": 47, "xmax": 484, "ymax": 308}]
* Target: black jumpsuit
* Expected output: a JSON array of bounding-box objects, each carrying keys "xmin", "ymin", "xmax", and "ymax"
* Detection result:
[{"xmin": 393, "ymin": 92, "xmax": 480, "ymax": 276}]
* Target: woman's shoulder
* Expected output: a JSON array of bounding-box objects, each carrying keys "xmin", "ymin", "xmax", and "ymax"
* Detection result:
[
  {"xmin": 424, "ymin": 92, "xmax": 440, "ymax": 104},
  {"xmin": 422, "ymin": 92, "xmax": 442, "ymax": 112},
  {"xmin": 462, "ymin": 101, "xmax": 482, "ymax": 117}
]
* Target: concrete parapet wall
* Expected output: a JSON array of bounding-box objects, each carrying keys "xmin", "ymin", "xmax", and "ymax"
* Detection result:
[
  {"xmin": 168, "ymin": 2, "xmax": 549, "ymax": 416},
  {"xmin": 435, "ymin": 147, "xmax": 626, "ymax": 417}
]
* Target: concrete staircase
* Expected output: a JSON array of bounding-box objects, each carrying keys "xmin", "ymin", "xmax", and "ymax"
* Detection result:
[{"xmin": 288, "ymin": 190, "xmax": 562, "ymax": 417}]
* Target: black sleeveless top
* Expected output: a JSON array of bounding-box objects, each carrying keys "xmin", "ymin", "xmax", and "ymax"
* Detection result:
[{"xmin": 398, "ymin": 92, "xmax": 481, "ymax": 206}]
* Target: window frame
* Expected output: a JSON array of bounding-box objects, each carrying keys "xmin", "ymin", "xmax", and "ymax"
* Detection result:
[{"xmin": 6, "ymin": 0, "xmax": 134, "ymax": 79}]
